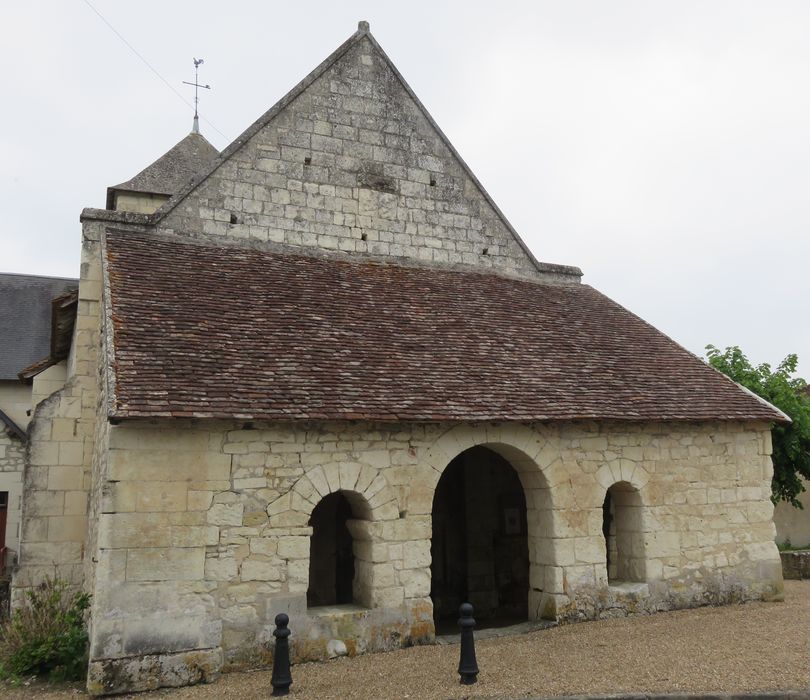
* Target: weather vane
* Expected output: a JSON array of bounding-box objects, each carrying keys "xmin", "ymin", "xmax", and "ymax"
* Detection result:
[{"xmin": 183, "ymin": 58, "xmax": 211, "ymax": 134}]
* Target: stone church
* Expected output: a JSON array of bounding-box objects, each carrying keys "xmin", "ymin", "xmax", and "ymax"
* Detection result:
[{"xmin": 12, "ymin": 21, "xmax": 786, "ymax": 695}]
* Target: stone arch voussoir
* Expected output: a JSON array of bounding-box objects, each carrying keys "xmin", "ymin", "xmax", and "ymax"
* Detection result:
[
  {"xmin": 596, "ymin": 460, "xmax": 650, "ymax": 496},
  {"xmin": 266, "ymin": 462, "xmax": 399, "ymax": 526},
  {"xmin": 422, "ymin": 424, "xmax": 558, "ymax": 495}
]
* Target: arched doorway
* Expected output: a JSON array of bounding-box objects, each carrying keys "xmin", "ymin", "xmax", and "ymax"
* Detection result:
[
  {"xmin": 430, "ymin": 446, "xmax": 529, "ymax": 630},
  {"xmin": 308, "ymin": 492, "xmax": 356, "ymax": 606}
]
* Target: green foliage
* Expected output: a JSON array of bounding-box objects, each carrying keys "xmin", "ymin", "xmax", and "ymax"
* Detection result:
[
  {"xmin": 706, "ymin": 345, "xmax": 810, "ymax": 507},
  {"xmin": 777, "ymin": 538, "xmax": 810, "ymax": 552},
  {"xmin": 0, "ymin": 578, "xmax": 90, "ymax": 682}
]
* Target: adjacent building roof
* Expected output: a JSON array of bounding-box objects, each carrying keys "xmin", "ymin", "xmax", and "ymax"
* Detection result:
[
  {"xmin": 18, "ymin": 289, "xmax": 79, "ymax": 382},
  {"xmin": 106, "ymin": 132, "xmax": 219, "ymax": 208},
  {"xmin": 0, "ymin": 273, "xmax": 78, "ymax": 380},
  {"xmin": 103, "ymin": 230, "xmax": 786, "ymax": 423}
]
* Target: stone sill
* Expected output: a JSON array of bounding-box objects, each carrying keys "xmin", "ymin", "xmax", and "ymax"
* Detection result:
[{"xmin": 307, "ymin": 603, "xmax": 369, "ymax": 618}]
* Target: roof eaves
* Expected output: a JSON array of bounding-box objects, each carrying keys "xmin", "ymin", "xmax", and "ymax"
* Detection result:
[
  {"xmin": 17, "ymin": 355, "xmax": 54, "ymax": 382},
  {"xmin": 81, "ymin": 207, "xmax": 157, "ymax": 226},
  {"xmin": 17, "ymin": 289, "xmax": 78, "ymax": 384},
  {"xmin": 734, "ymin": 382, "xmax": 791, "ymax": 424}
]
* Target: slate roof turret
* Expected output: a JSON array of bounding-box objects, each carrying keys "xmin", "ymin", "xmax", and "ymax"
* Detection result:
[{"xmin": 105, "ymin": 131, "xmax": 219, "ymax": 209}]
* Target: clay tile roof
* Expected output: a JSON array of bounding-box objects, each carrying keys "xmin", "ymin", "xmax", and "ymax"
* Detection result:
[
  {"xmin": 103, "ymin": 230, "xmax": 786, "ymax": 423},
  {"xmin": 107, "ymin": 132, "xmax": 219, "ymax": 202}
]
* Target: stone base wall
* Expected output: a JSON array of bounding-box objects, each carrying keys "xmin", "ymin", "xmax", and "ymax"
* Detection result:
[
  {"xmin": 87, "ymin": 647, "xmax": 222, "ymax": 696},
  {"xmin": 85, "ymin": 419, "xmax": 782, "ymax": 695}
]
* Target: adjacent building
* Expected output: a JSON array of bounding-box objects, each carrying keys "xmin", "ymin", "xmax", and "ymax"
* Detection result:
[{"xmin": 0, "ymin": 273, "xmax": 77, "ymax": 574}]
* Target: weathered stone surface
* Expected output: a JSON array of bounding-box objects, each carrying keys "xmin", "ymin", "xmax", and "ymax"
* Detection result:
[{"xmin": 86, "ymin": 647, "xmax": 222, "ymax": 696}]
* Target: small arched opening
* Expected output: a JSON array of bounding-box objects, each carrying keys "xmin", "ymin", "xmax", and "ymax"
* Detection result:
[
  {"xmin": 307, "ymin": 491, "xmax": 367, "ymax": 607},
  {"xmin": 603, "ymin": 481, "xmax": 645, "ymax": 584},
  {"xmin": 430, "ymin": 446, "xmax": 529, "ymax": 631}
]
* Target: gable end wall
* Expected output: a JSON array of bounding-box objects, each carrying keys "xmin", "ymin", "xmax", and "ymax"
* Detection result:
[{"xmin": 159, "ymin": 38, "xmax": 558, "ymax": 281}]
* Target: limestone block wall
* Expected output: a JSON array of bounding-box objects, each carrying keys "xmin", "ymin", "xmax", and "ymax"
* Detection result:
[
  {"xmin": 12, "ymin": 221, "xmax": 105, "ymax": 603},
  {"xmin": 0, "ymin": 430, "xmax": 25, "ymax": 565},
  {"xmin": 30, "ymin": 362, "xmax": 68, "ymax": 412},
  {"xmin": 113, "ymin": 192, "xmax": 170, "ymax": 215},
  {"xmin": 85, "ymin": 418, "xmax": 781, "ymax": 694},
  {"xmin": 158, "ymin": 37, "xmax": 563, "ymax": 282},
  {"xmin": 13, "ymin": 381, "xmax": 89, "ymax": 594}
]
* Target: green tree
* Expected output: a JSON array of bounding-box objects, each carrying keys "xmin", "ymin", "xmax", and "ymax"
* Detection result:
[{"xmin": 706, "ymin": 345, "xmax": 810, "ymax": 507}]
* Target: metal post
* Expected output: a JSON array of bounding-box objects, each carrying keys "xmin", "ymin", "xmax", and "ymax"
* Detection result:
[
  {"xmin": 271, "ymin": 613, "xmax": 292, "ymax": 696},
  {"xmin": 457, "ymin": 602, "xmax": 479, "ymax": 685}
]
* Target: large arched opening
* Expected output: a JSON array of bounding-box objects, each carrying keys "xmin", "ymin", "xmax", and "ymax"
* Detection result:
[{"xmin": 430, "ymin": 446, "xmax": 529, "ymax": 631}]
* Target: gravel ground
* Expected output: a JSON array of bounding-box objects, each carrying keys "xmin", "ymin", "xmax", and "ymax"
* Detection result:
[{"xmin": 5, "ymin": 581, "xmax": 810, "ymax": 699}]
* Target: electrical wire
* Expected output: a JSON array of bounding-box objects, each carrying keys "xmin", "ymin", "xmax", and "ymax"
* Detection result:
[{"xmin": 79, "ymin": 0, "xmax": 230, "ymax": 141}]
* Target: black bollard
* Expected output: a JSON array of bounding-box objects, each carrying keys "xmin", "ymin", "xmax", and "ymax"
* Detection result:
[
  {"xmin": 271, "ymin": 613, "xmax": 292, "ymax": 696},
  {"xmin": 457, "ymin": 603, "xmax": 479, "ymax": 685}
]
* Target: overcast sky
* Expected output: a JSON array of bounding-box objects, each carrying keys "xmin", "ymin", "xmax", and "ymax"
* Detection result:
[{"xmin": 2, "ymin": 1, "xmax": 808, "ymax": 371}]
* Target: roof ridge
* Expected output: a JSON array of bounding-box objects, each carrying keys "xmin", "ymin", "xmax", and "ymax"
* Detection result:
[{"xmin": 0, "ymin": 272, "xmax": 78, "ymax": 282}]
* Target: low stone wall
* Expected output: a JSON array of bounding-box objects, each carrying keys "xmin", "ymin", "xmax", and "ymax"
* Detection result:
[{"xmin": 780, "ymin": 550, "xmax": 810, "ymax": 580}]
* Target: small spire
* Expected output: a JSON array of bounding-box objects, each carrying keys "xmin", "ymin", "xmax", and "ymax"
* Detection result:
[
  {"xmin": 183, "ymin": 58, "xmax": 210, "ymax": 135},
  {"xmin": 358, "ymin": 20, "xmax": 370, "ymax": 33}
]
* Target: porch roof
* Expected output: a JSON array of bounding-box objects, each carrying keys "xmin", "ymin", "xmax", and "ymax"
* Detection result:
[{"xmin": 103, "ymin": 229, "xmax": 786, "ymax": 424}]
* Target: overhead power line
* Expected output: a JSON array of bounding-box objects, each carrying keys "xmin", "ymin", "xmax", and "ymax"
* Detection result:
[{"xmin": 79, "ymin": 0, "xmax": 229, "ymax": 141}]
